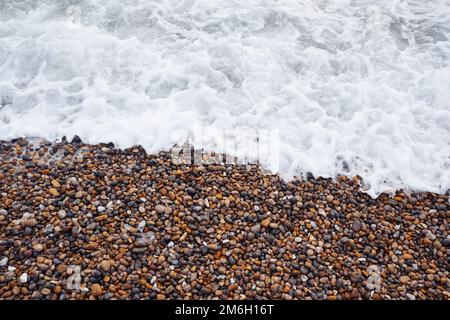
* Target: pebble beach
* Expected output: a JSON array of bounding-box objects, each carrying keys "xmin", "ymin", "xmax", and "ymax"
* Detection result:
[{"xmin": 0, "ymin": 137, "xmax": 448, "ymax": 300}]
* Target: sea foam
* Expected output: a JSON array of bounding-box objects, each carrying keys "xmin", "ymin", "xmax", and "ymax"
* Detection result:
[{"xmin": 0, "ymin": 0, "xmax": 449, "ymax": 197}]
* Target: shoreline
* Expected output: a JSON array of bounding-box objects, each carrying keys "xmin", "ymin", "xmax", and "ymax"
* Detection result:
[
  {"xmin": 0, "ymin": 137, "xmax": 449, "ymax": 300},
  {"xmin": 2, "ymin": 135, "xmax": 449, "ymax": 199}
]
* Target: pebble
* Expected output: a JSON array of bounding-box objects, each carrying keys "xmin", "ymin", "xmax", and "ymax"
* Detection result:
[
  {"xmin": 22, "ymin": 218, "xmax": 38, "ymax": 227},
  {"xmin": 0, "ymin": 257, "xmax": 7, "ymax": 267},
  {"xmin": 91, "ymin": 284, "xmax": 103, "ymax": 297},
  {"xmin": 58, "ymin": 210, "xmax": 66, "ymax": 219},
  {"xmin": 399, "ymin": 275, "xmax": 410, "ymax": 284},
  {"xmin": 406, "ymin": 293, "xmax": 416, "ymax": 300},
  {"xmin": 155, "ymin": 205, "xmax": 166, "ymax": 214},
  {"xmin": 57, "ymin": 264, "xmax": 67, "ymax": 273},
  {"xmin": 19, "ymin": 273, "xmax": 28, "ymax": 283},
  {"xmin": 425, "ymin": 230, "xmax": 436, "ymax": 241},
  {"xmin": 403, "ymin": 253, "xmax": 413, "ymax": 260},
  {"xmin": 49, "ymin": 188, "xmax": 59, "ymax": 196},
  {"xmin": 251, "ymin": 224, "xmax": 261, "ymax": 233},
  {"xmin": 0, "ymin": 138, "xmax": 448, "ymax": 300},
  {"xmin": 352, "ymin": 221, "xmax": 362, "ymax": 232},
  {"xmin": 261, "ymin": 218, "xmax": 271, "ymax": 228},
  {"xmin": 41, "ymin": 288, "xmax": 51, "ymax": 295},
  {"xmin": 442, "ymin": 238, "xmax": 450, "ymax": 247},
  {"xmin": 33, "ymin": 243, "xmax": 44, "ymax": 252}
]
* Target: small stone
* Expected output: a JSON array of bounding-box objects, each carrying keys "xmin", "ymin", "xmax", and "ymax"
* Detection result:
[
  {"xmin": 137, "ymin": 220, "xmax": 146, "ymax": 232},
  {"xmin": 351, "ymin": 288, "xmax": 360, "ymax": 299},
  {"xmin": 352, "ymin": 221, "xmax": 362, "ymax": 232},
  {"xmin": 425, "ymin": 230, "xmax": 436, "ymax": 241},
  {"xmin": 19, "ymin": 273, "xmax": 28, "ymax": 283},
  {"xmin": 100, "ymin": 260, "xmax": 111, "ymax": 272},
  {"xmin": 58, "ymin": 210, "xmax": 66, "ymax": 219},
  {"xmin": 186, "ymin": 187, "xmax": 196, "ymax": 196},
  {"xmin": 442, "ymin": 238, "xmax": 450, "ymax": 247},
  {"xmin": 269, "ymin": 222, "xmax": 278, "ymax": 229},
  {"xmin": 71, "ymin": 135, "xmax": 82, "ymax": 144},
  {"xmin": 155, "ymin": 205, "xmax": 166, "ymax": 214},
  {"xmin": 306, "ymin": 249, "xmax": 314, "ymax": 256},
  {"xmin": 406, "ymin": 293, "xmax": 416, "ymax": 300},
  {"xmin": 12, "ymin": 286, "xmax": 20, "ymax": 295},
  {"xmin": 51, "ymin": 179, "xmax": 61, "ymax": 188},
  {"xmin": 49, "ymin": 188, "xmax": 59, "ymax": 196},
  {"xmin": 41, "ymin": 288, "xmax": 51, "ymax": 295},
  {"xmin": 23, "ymin": 249, "xmax": 33, "ymax": 258},
  {"xmin": 57, "ymin": 264, "xmax": 67, "ymax": 273},
  {"xmin": 95, "ymin": 214, "xmax": 108, "ymax": 222},
  {"xmin": 326, "ymin": 195, "xmax": 334, "ymax": 202},
  {"xmin": 251, "ymin": 224, "xmax": 261, "ymax": 233},
  {"xmin": 97, "ymin": 206, "xmax": 105, "ymax": 213},
  {"xmin": 403, "ymin": 253, "xmax": 413, "ymax": 260},
  {"xmin": 261, "ymin": 218, "xmax": 271, "ymax": 228},
  {"xmin": 91, "ymin": 283, "xmax": 103, "ymax": 297},
  {"xmin": 400, "ymin": 275, "xmax": 410, "ymax": 284},
  {"xmin": 85, "ymin": 242, "xmax": 99, "ymax": 250},
  {"xmin": 294, "ymin": 237, "xmax": 302, "ymax": 243},
  {"xmin": 33, "ymin": 243, "xmax": 44, "ymax": 252},
  {"xmin": 22, "ymin": 218, "xmax": 38, "ymax": 227}
]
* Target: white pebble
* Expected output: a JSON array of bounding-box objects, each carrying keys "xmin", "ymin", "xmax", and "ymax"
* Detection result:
[
  {"xmin": 406, "ymin": 293, "xmax": 416, "ymax": 300},
  {"xmin": 425, "ymin": 230, "xmax": 436, "ymax": 241},
  {"xmin": 19, "ymin": 273, "xmax": 28, "ymax": 283},
  {"xmin": 137, "ymin": 221, "xmax": 146, "ymax": 232},
  {"xmin": 58, "ymin": 210, "xmax": 66, "ymax": 219},
  {"xmin": 0, "ymin": 257, "xmax": 8, "ymax": 267}
]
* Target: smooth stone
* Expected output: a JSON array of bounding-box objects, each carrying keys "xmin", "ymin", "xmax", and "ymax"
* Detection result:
[{"xmin": 19, "ymin": 273, "xmax": 28, "ymax": 283}]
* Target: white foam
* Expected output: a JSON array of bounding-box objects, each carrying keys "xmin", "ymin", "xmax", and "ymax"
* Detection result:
[{"xmin": 0, "ymin": 0, "xmax": 449, "ymax": 197}]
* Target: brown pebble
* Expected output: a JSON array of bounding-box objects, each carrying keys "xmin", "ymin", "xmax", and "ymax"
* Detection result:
[
  {"xmin": 400, "ymin": 275, "xmax": 410, "ymax": 284},
  {"xmin": 57, "ymin": 264, "xmax": 67, "ymax": 273},
  {"xmin": 261, "ymin": 218, "xmax": 271, "ymax": 228},
  {"xmin": 91, "ymin": 284, "xmax": 103, "ymax": 297}
]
